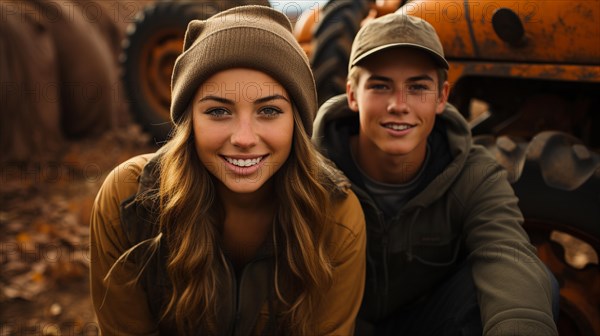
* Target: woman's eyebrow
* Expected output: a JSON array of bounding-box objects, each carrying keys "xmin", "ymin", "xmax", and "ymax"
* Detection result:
[
  {"xmin": 197, "ymin": 95, "xmax": 234, "ymax": 104},
  {"xmin": 254, "ymin": 94, "xmax": 290, "ymax": 104},
  {"xmin": 197, "ymin": 94, "xmax": 290, "ymax": 105}
]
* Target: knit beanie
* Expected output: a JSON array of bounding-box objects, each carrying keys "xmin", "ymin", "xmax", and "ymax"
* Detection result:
[{"xmin": 170, "ymin": 5, "xmax": 317, "ymax": 135}]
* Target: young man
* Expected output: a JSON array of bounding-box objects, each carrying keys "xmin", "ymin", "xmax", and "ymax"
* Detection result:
[{"xmin": 313, "ymin": 13, "xmax": 558, "ymax": 335}]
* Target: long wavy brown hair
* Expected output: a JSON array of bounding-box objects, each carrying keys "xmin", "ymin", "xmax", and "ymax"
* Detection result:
[{"xmin": 156, "ymin": 105, "xmax": 335, "ymax": 334}]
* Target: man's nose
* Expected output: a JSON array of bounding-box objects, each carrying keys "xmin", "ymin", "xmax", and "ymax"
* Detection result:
[{"xmin": 388, "ymin": 89, "xmax": 409, "ymax": 114}]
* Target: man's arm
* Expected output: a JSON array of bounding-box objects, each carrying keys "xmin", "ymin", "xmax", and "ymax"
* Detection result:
[{"xmin": 461, "ymin": 150, "xmax": 558, "ymax": 335}]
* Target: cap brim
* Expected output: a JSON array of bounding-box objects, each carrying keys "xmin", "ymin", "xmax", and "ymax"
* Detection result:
[{"xmin": 351, "ymin": 42, "xmax": 450, "ymax": 70}]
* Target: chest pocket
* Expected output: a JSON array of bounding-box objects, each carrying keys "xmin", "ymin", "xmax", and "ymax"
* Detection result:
[
  {"xmin": 391, "ymin": 208, "xmax": 462, "ymax": 266},
  {"xmin": 410, "ymin": 231, "xmax": 461, "ymax": 266}
]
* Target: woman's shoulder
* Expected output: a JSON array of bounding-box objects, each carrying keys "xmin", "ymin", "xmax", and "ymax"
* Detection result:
[
  {"xmin": 318, "ymin": 153, "xmax": 352, "ymax": 198},
  {"xmin": 317, "ymin": 152, "xmax": 365, "ymax": 238},
  {"xmin": 97, "ymin": 153, "xmax": 157, "ymax": 206},
  {"xmin": 331, "ymin": 190, "xmax": 365, "ymax": 241},
  {"xmin": 327, "ymin": 189, "xmax": 366, "ymax": 264}
]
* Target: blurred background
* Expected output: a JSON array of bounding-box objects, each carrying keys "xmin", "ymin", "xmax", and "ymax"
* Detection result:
[{"xmin": 1, "ymin": 0, "xmax": 599, "ymax": 335}]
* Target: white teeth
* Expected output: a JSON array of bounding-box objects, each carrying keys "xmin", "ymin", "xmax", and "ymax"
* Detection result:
[
  {"xmin": 225, "ymin": 157, "xmax": 262, "ymax": 167},
  {"xmin": 386, "ymin": 124, "xmax": 411, "ymax": 131}
]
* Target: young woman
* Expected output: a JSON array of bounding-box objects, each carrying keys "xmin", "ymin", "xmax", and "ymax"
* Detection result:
[{"xmin": 90, "ymin": 5, "xmax": 366, "ymax": 335}]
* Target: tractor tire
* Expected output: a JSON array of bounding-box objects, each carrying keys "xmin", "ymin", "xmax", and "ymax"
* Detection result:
[
  {"xmin": 121, "ymin": 0, "xmax": 270, "ymax": 143},
  {"xmin": 310, "ymin": 0, "xmax": 370, "ymax": 106},
  {"xmin": 474, "ymin": 132, "xmax": 600, "ymax": 336},
  {"xmin": 121, "ymin": 2, "xmax": 215, "ymax": 143}
]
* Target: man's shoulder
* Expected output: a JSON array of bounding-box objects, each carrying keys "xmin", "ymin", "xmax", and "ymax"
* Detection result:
[
  {"xmin": 461, "ymin": 144, "xmax": 503, "ymax": 178},
  {"xmin": 448, "ymin": 144, "xmax": 511, "ymax": 199}
]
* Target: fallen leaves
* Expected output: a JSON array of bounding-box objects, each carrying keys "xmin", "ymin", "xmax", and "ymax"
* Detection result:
[{"xmin": 0, "ymin": 124, "xmax": 156, "ymax": 334}]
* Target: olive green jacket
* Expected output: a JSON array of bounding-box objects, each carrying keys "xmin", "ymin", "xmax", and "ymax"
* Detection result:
[{"xmin": 313, "ymin": 95, "xmax": 558, "ymax": 335}]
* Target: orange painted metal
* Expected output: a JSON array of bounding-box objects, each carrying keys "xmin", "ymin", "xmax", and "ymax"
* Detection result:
[
  {"xmin": 447, "ymin": 62, "xmax": 600, "ymax": 88},
  {"xmin": 400, "ymin": 0, "xmax": 600, "ymax": 88},
  {"xmin": 296, "ymin": 0, "xmax": 600, "ymax": 81},
  {"xmin": 293, "ymin": 7, "xmax": 319, "ymax": 56},
  {"xmin": 375, "ymin": 0, "xmax": 403, "ymax": 15},
  {"xmin": 399, "ymin": 0, "xmax": 600, "ymax": 64},
  {"xmin": 294, "ymin": 7, "xmax": 318, "ymax": 43}
]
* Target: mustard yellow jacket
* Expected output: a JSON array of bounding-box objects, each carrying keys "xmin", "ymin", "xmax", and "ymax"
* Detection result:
[{"xmin": 90, "ymin": 153, "xmax": 366, "ymax": 335}]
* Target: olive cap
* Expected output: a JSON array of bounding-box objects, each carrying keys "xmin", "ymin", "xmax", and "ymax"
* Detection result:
[{"xmin": 349, "ymin": 13, "xmax": 449, "ymax": 70}]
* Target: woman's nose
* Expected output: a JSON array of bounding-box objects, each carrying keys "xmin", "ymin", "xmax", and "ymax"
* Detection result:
[{"xmin": 230, "ymin": 118, "xmax": 258, "ymax": 148}]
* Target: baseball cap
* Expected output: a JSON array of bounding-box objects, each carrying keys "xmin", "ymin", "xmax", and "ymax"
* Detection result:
[{"xmin": 349, "ymin": 13, "xmax": 449, "ymax": 71}]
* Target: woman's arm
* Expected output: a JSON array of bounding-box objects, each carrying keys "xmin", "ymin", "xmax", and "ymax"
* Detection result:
[
  {"xmin": 317, "ymin": 191, "xmax": 367, "ymax": 335},
  {"xmin": 90, "ymin": 154, "xmax": 159, "ymax": 335}
]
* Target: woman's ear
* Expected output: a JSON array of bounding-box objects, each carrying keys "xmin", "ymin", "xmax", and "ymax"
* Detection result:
[
  {"xmin": 436, "ymin": 81, "xmax": 450, "ymax": 114},
  {"xmin": 346, "ymin": 82, "xmax": 359, "ymax": 112}
]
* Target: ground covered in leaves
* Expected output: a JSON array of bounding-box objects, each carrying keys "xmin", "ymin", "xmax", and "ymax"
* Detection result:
[{"xmin": 0, "ymin": 124, "xmax": 156, "ymax": 335}]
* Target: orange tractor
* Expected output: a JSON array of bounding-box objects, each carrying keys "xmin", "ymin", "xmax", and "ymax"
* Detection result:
[{"xmin": 120, "ymin": 1, "xmax": 600, "ymax": 334}]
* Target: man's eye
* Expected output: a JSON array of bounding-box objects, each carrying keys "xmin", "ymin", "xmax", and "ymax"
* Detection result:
[
  {"xmin": 205, "ymin": 108, "xmax": 230, "ymax": 117},
  {"xmin": 407, "ymin": 84, "xmax": 430, "ymax": 92},
  {"xmin": 259, "ymin": 107, "xmax": 282, "ymax": 118},
  {"xmin": 369, "ymin": 83, "xmax": 389, "ymax": 90}
]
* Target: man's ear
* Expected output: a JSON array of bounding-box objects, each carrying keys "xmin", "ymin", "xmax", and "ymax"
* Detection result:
[
  {"xmin": 346, "ymin": 81, "xmax": 359, "ymax": 112},
  {"xmin": 436, "ymin": 81, "xmax": 450, "ymax": 114}
]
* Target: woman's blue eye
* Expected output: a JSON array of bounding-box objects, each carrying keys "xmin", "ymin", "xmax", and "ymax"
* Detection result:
[
  {"xmin": 259, "ymin": 107, "xmax": 282, "ymax": 118},
  {"xmin": 206, "ymin": 108, "xmax": 230, "ymax": 117}
]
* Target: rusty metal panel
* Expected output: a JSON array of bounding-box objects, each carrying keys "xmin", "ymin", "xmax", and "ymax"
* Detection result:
[
  {"xmin": 447, "ymin": 61, "xmax": 600, "ymax": 85},
  {"xmin": 401, "ymin": 0, "xmax": 600, "ymax": 65}
]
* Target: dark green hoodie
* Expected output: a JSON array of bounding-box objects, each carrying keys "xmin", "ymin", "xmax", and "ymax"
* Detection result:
[{"xmin": 313, "ymin": 94, "xmax": 557, "ymax": 335}]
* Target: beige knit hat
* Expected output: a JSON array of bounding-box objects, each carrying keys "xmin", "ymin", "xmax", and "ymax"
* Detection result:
[{"xmin": 170, "ymin": 5, "xmax": 317, "ymax": 135}]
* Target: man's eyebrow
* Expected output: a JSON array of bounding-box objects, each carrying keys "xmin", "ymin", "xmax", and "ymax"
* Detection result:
[
  {"xmin": 367, "ymin": 74, "xmax": 435, "ymax": 83},
  {"xmin": 406, "ymin": 74, "xmax": 435, "ymax": 82},
  {"xmin": 367, "ymin": 75, "xmax": 393, "ymax": 83}
]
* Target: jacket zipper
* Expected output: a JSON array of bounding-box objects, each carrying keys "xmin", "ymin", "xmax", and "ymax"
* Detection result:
[
  {"xmin": 376, "ymin": 209, "xmax": 389, "ymax": 317},
  {"xmin": 227, "ymin": 254, "xmax": 269, "ymax": 336},
  {"xmin": 227, "ymin": 258, "xmax": 239, "ymax": 336}
]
